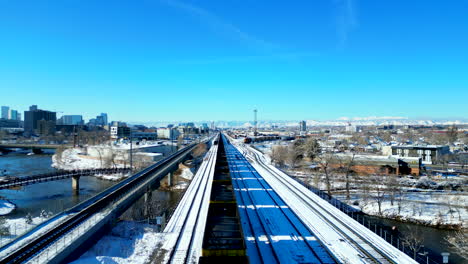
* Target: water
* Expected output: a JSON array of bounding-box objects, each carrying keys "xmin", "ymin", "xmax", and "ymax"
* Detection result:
[
  {"xmin": 367, "ymin": 215, "xmax": 465, "ymax": 264},
  {"xmin": 0, "ymin": 151, "xmax": 116, "ymax": 219}
]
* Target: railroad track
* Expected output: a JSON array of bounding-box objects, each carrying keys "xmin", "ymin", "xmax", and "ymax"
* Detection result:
[
  {"xmin": 0, "ymin": 141, "xmax": 204, "ymax": 264},
  {"xmin": 165, "ymin": 143, "xmax": 218, "ymax": 264},
  {"xmin": 224, "ymin": 135, "xmax": 336, "ymax": 264},
  {"xmin": 243, "ymin": 145, "xmax": 415, "ymax": 264}
]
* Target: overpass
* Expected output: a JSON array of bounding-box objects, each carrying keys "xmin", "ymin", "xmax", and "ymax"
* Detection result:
[
  {"xmin": 153, "ymin": 134, "xmax": 417, "ymax": 263},
  {"xmin": 0, "ymin": 137, "xmax": 212, "ymax": 263},
  {"xmin": 0, "ymin": 134, "xmax": 419, "ymax": 263}
]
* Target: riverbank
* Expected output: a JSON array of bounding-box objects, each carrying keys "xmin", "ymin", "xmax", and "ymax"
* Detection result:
[{"xmin": 287, "ymin": 169, "xmax": 468, "ymax": 229}]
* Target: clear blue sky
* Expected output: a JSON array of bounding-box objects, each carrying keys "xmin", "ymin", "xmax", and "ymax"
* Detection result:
[{"xmin": 0, "ymin": 0, "xmax": 467, "ymax": 122}]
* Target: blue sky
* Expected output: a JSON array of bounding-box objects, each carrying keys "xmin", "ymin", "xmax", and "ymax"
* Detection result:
[{"xmin": 0, "ymin": 0, "xmax": 467, "ymax": 122}]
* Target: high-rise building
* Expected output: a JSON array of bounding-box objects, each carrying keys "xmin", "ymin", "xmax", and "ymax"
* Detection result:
[
  {"xmin": 24, "ymin": 105, "xmax": 57, "ymax": 136},
  {"xmin": 100, "ymin": 113, "xmax": 108, "ymax": 126},
  {"xmin": 299, "ymin": 121, "xmax": 307, "ymax": 132},
  {"xmin": 58, "ymin": 115, "xmax": 83, "ymax": 125},
  {"xmin": 10, "ymin": 110, "xmax": 18, "ymax": 121},
  {"xmin": 1, "ymin": 106, "xmax": 10, "ymax": 119}
]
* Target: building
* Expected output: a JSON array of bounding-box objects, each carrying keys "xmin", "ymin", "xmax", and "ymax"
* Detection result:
[
  {"xmin": 157, "ymin": 128, "xmax": 180, "ymax": 140},
  {"xmin": 0, "ymin": 119, "xmax": 21, "ymax": 128},
  {"xmin": 299, "ymin": 121, "xmax": 307, "ymax": 132},
  {"xmin": 1, "ymin": 106, "xmax": 9, "ymax": 119},
  {"xmin": 133, "ymin": 132, "xmax": 157, "ymax": 140},
  {"xmin": 24, "ymin": 105, "xmax": 57, "ymax": 136},
  {"xmin": 110, "ymin": 125, "xmax": 131, "ymax": 139},
  {"xmin": 345, "ymin": 123, "xmax": 358, "ymax": 133},
  {"xmin": 9, "ymin": 110, "xmax": 17, "ymax": 120},
  {"xmin": 384, "ymin": 145, "xmax": 450, "ymax": 165},
  {"xmin": 58, "ymin": 115, "xmax": 84, "ymax": 125},
  {"xmin": 37, "ymin": 120, "xmax": 56, "ymax": 136},
  {"xmin": 1, "ymin": 106, "xmax": 20, "ymax": 120},
  {"xmin": 99, "ymin": 113, "xmax": 108, "ymax": 126},
  {"xmin": 329, "ymin": 154, "xmax": 421, "ymax": 176},
  {"xmin": 88, "ymin": 113, "xmax": 108, "ymax": 127}
]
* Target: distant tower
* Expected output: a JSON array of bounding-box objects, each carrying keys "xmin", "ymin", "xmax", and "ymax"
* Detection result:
[{"xmin": 253, "ymin": 109, "xmax": 258, "ymax": 136}]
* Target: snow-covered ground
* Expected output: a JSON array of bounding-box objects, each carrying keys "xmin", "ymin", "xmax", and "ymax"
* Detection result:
[
  {"xmin": 0, "ymin": 200, "xmax": 15, "ymax": 216},
  {"xmin": 335, "ymin": 191, "xmax": 468, "ymax": 228},
  {"xmin": 71, "ymin": 221, "xmax": 166, "ymax": 264},
  {"xmin": 52, "ymin": 148, "xmax": 127, "ymax": 171},
  {"xmin": 179, "ymin": 167, "xmax": 194, "ymax": 180}
]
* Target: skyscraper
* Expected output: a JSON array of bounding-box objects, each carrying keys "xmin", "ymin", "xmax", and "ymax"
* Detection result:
[
  {"xmin": 299, "ymin": 121, "xmax": 307, "ymax": 132},
  {"xmin": 100, "ymin": 113, "xmax": 108, "ymax": 126},
  {"xmin": 1, "ymin": 106, "xmax": 9, "ymax": 119}
]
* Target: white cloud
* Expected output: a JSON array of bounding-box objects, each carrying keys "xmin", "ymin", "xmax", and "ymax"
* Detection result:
[
  {"xmin": 333, "ymin": 0, "xmax": 358, "ymax": 47},
  {"xmin": 160, "ymin": 0, "xmax": 278, "ymax": 51}
]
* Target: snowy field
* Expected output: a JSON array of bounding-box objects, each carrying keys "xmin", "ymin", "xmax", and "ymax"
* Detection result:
[
  {"xmin": 71, "ymin": 221, "xmax": 166, "ymax": 264},
  {"xmin": 287, "ymin": 170, "xmax": 468, "ymax": 228}
]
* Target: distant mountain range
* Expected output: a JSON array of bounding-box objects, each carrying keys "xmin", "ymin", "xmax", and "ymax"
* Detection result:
[{"xmin": 130, "ymin": 117, "xmax": 468, "ymax": 128}]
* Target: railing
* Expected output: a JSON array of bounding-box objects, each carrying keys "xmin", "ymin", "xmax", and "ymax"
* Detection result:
[
  {"xmin": 251, "ymin": 145, "xmax": 440, "ymax": 264},
  {"xmin": 0, "ymin": 168, "xmax": 131, "ymax": 189}
]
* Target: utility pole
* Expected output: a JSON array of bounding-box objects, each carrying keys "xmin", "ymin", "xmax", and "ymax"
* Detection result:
[
  {"xmin": 129, "ymin": 130, "xmax": 133, "ymax": 173},
  {"xmin": 253, "ymin": 109, "xmax": 258, "ymax": 136}
]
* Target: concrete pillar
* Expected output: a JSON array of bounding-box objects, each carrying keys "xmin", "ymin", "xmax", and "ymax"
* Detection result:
[
  {"xmin": 166, "ymin": 172, "xmax": 174, "ymax": 187},
  {"xmin": 144, "ymin": 189, "xmax": 152, "ymax": 217},
  {"xmin": 72, "ymin": 175, "xmax": 80, "ymax": 195}
]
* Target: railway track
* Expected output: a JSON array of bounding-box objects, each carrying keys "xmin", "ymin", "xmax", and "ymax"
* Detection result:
[
  {"xmin": 241, "ymin": 144, "xmax": 416, "ymax": 264},
  {"xmin": 224, "ymin": 134, "xmax": 336, "ymax": 264},
  {"xmin": 0, "ymin": 140, "xmax": 206, "ymax": 264},
  {"xmin": 165, "ymin": 142, "xmax": 218, "ymax": 264}
]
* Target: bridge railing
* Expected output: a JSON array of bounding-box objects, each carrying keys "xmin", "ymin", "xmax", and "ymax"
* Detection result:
[{"xmin": 0, "ymin": 168, "xmax": 131, "ymax": 188}]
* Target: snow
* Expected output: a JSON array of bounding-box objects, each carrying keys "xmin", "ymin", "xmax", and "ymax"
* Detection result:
[
  {"xmin": 0, "ymin": 200, "xmax": 15, "ymax": 216},
  {"xmin": 337, "ymin": 192, "xmax": 468, "ymax": 228},
  {"xmin": 162, "ymin": 145, "xmax": 218, "ymax": 263},
  {"xmin": 52, "ymin": 147, "xmax": 130, "ymax": 180},
  {"xmin": 69, "ymin": 143, "xmax": 218, "ymax": 264},
  {"xmin": 71, "ymin": 221, "xmax": 166, "ymax": 264},
  {"xmin": 0, "ymin": 214, "xmax": 68, "ymax": 258},
  {"xmin": 179, "ymin": 167, "xmax": 194, "ymax": 180},
  {"xmin": 230, "ymin": 137, "xmax": 417, "ymax": 264}
]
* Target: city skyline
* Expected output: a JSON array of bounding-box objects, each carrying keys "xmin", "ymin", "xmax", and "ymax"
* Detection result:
[{"xmin": 1, "ymin": 0, "xmax": 467, "ymax": 121}]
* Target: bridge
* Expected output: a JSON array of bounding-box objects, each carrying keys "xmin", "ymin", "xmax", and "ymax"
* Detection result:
[
  {"xmin": 0, "ymin": 143, "xmax": 72, "ymax": 154},
  {"xmin": 0, "ymin": 168, "xmax": 131, "ymax": 193},
  {"xmin": 0, "ymin": 133, "xmax": 419, "ymax": 263},
  {"xmin": 0, "ymin": 137, "xmax": 208, "ymax": 263}
]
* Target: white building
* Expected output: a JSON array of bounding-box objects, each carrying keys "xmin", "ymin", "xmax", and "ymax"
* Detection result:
[
  {"xmin": 157, "ymin": 128, "xmax": 180, "ymax": 139},
  {"xmin": 110, "ymin": 126, "xmax": 118, "ymax": 139}
]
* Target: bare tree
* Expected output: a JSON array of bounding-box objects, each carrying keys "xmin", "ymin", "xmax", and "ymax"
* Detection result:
[
  {"xmin": 343, "ymin": 153, "xmax": 355, "ymax": 200},
  {"xmin": 317, "ymin": 154, "xmax": 336, "ymax": 196},
  {"xmin": 303, "ymin": 138, "xmax": 321, "ymax": 161},
  {"xmin": 386, "ymin": 174, "xmax": 399, "ymax": 206},
  {"xmin": 445, "ymin": 231, "xmax": 468, "ymax": 260},
  {"xmin": 270, "ymin": 145, "xmax": 289, "ymax": 168},
  {"xmin": 447, "ymin": 126, "xmax": 458, "ymax": 145},
  {"xmin": 286, "ymin": 144, "xmax": 303, "ymax": 168},
  {"xmin": 369, "ymin": 175, "xmax": 386, "ymax": 216},
  {"xmin": 401, "ymin": 227, "xmax": 424, "ymax": 260}
]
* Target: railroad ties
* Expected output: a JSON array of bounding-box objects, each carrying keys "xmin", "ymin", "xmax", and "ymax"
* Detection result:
[{"xmin": 200, "ymin": 136, "xmax": 248, "ymax": 263}]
